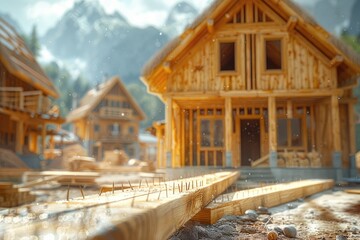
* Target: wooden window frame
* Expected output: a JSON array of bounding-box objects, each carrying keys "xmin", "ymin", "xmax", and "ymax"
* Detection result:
[
  {"xmin": 216, "ymin": 38, "xmax": 240, "ymax": 75},
  {"xmin": 261, "ymin": 35, "xmax": 287, "ymax": 74}
]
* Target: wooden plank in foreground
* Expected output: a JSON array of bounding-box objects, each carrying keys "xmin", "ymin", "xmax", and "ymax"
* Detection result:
[
  {"xmin": 192, "ymin": 179, "xmax": 334, "ymax": 224},
  {"xmin": 0, "ymin": 171, "xmax": 238, "ymax": 240}
]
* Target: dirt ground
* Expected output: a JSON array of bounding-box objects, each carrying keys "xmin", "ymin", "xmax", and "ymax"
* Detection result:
[{"xmin": 171, "ymin": 187, "xmax": 360, "ymax": 240}]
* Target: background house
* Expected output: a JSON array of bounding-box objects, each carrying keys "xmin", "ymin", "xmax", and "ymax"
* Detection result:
[
  {"xmin": 0, "ymin": 18, "xmax": 63, "ymax": 169},
  {"xmin": 67, "ymin": 76, "xmax": 146, "ymax": 161},
  {"xmin": 141, "ymin": 0, "xmax": 360, "ymax": 173}
]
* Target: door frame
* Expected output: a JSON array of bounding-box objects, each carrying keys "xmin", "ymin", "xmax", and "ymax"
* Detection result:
[{"xmin": 236, "ymin": 115, "xmax": 264, "ymax": 166}]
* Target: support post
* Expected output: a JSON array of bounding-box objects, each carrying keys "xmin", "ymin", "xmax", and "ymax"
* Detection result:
[
  {"xmin": 165, "ymin": 97, "xmax": 173, "ymax": 168},
  {"xmin": 268, "ymin": 96, "xmax": 277, "ymax": 167},
  {"xmin": 15, "ymin": 120, "xmax": 24, "ymax": 154},
  {"xmin": 41, "ymin": 123, "xmax": 46, "ymax": 155},
  {"xmin": 331, "ymin": 95, "xmax": 342, "ymax": 181},
  {"xmin": 348, "ymin": 103, "xmax": 357, "ymax": 177},
  {"xmin": 225, "ymin": 97, "xmax": 233, "ymax": 167}
]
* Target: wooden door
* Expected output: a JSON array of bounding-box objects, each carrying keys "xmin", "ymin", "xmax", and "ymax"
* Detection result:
[{"xmin": 240, "ymin": 119, "xmax": 261, "ymax": 166}]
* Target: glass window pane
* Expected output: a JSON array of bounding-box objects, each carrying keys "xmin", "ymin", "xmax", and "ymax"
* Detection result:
[
  {"xmin": 220, "ymin": 42, "xmax": 235, "ymax": 71},
  {"xmin": 266, "ymin": 39, "xmax": 282, "ymax": 70},
  {"xmin": 208, "ymin": 151, "xmax": 214, "ymax": 166},
  {"xmin": 277, "ymin": 118, "xmax": 288, "ymax": 146},
  {"xmin": 201, "ymin": 120, "xmax": 211, "ymax": 147},
  {"xmin": 214, "ymin": 120, "xmax": 224, "ymax": 147},
  {"xmin": 291, "ymin": 118, "xmax": 302, "ymax": 147},
  {"xmin": 216, "ymin": 151, "xmax": 223, "ymax": 166}
]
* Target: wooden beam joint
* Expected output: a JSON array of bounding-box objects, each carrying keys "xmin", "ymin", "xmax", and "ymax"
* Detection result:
[
  {"xmin": 286, "ymin": 16, "xmax": 298, "ymax": 32},
  {"xmin": 330, "ymin": 55, "xmax": 344, "ymax": 68},
  {"xmin": 207, "ymin": 19, "xmax": 214, "ymax": 33},
  {"xmin": 163, "ymin": 61, "xmax": 172, "ymax": 74}
]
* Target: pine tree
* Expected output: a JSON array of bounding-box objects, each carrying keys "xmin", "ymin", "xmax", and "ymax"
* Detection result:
[{"xmin": 29, "ymin": 25, "xmax": 40, "ymax": 57}]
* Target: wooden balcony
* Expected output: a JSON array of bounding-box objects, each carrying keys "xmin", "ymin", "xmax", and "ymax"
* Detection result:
[
  {"xmin": 99, "ymin": 107, "xmax": 133, "ymax": 119},
  {"xmin": 0, "ymin": 87, "xmax": 52, "ymax": 114},
  {"xmin": 99, "ymin": 134, "xmax": 138, "ymax": 143}
]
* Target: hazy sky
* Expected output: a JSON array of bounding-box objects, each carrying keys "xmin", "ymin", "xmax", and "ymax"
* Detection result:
[{"xmin": 1, "ymin": 0, "xmax": 316, "ymax": 35}]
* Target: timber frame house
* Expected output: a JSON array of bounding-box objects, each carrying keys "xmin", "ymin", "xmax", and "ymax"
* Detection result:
[
  {"xmin": 141, "ymin": 0, "xmax": 360, "ymax": 169},
  {"xmin": 0, "ymin": 18, "xmax": 63, "ymax": 163},
  {"xmin": 67, "ymin": 76, "xmax": 146, "ymax": 160}
]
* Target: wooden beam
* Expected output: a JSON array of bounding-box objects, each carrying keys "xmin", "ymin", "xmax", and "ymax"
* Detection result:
[
  {"xmin": 268, "ymin": 96, "xmax": 277, "ymax": 152},
  {"xmin": 41, "ymin": 123, "xmax": 46, "ymax": 155},
  {"xmin": 225, "ymin": 97, "xmax": 232, "ymax": 166},
  {"xmin": 3, "ymin": 171, "xmax": 239, "ymax": 239},
  {"xmin": 348, "ymin": 103, "xmax": 356, "ymax": 155},
  {"xmin": 207, "ymin": 19, "xmax": 214, "ymax": 33},
  {"xmin": 330, "ymin": 55, "xmax": 344, "ymax": 68},
  {"xmin": 163, "ymin": 61, "xmax": 172, "ymax": 73},
  {"xmin": 15, "ymin": 120, "xmax": 24, "ymax": 154},
  {"xmin": 165, "ymin": 97, "xmax": 173, "ymax": 166},
  {"xmin": 331, "ymin": 95, "xmax": 341, "ymax": 152},
  {"xmin": 192, "ymin": 179, "xmax": 334, "ymax": 224},
  {"xmin": 286, "ymin": 16, "xmax": 298, "ymax": 31}
]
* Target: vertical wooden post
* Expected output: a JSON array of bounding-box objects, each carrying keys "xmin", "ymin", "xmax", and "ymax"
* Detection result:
[
  {"xmin": 331, "ymin": 95, "xmax": 341, "ymax": 152},
  {"xmin": 225, "ymin": 97, "xmax": 233, "ymax": 167},
  {"xmin": 348, "ymin": 103, "xmax": 356, "ymax": 155},
  {"xmin": 155, "ymin": 124, "xmax": 163, "ymax": 168},
  {"xmin": 41, "ymin": 123, "xmax": 46, "ymax": 155},
  {"xmin": 268, "ymin": 96, "xmax": 277, "ymax": 167},
  {"xmin": 331, "ymin": 95, "xmax": 342, "ymax": 181},
  {"xmin": 348, "ymin": 103, "xmax": 357, "ymax": 177},
  {"xmin": 165, "ymin": 97, "xmax": 173, "ymax": 167},
  {"xmin": 15, "ymin": 120, "xmax": 24, "ymax": 154}
]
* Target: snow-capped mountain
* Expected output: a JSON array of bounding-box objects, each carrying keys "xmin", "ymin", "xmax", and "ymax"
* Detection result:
[
  {"xmin": 41, "ymin": 0, "xmax": 168, "ymax": 84},
  {"xmin": 162, "ymin": 1, "xmax": 199, "ymax": 38}
]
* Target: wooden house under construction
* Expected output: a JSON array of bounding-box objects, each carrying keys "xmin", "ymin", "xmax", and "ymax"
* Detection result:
[
  {"xmin": 0, "ymin": 18, "xmax": 63, "ymax": 168},
  {"xmin": 142, "ymin": 0, "xmax": 360, "ymax": 169},
  {"xmin": 67, "ymin": 76, "xmax": 146, "ymax": 160}
]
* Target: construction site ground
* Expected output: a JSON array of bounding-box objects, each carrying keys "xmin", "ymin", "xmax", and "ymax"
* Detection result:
[{"xmin": 171, "ymin": 187, "xmax": 360, "ymax": 240}]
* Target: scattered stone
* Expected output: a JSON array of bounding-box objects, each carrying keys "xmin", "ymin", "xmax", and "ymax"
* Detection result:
[
  {"xmin": 245, "ymin": 209, "xmax": 258, "ymax": 218},
  {"xmin": 240, "ymin": 214, "xmax": 257, "ymax": 222},
  {"xmin": 283, "ymin": 225, "xmax": 297, "ymax": 238},
  {"xmin": 273, "ymin": 226, "xmax": 283, "ymax": 235},
  {"xmin": 349, "ymin": 226, "xmax": 360, "ymax": 233},
  {"xmin": 297, "ymin": 198, "xmax": 304, "ymax": 202},
  {"xmin": 195, "ymin": 226, "xmax": 209, "ymax": 238},
  {"xmin": 257, "ymin": 206, "xmax": 270, "ymax": 214},
  {"xmin": 336, "ymin": 235, "xmax": 347, "ymax": 240},
  {"xmin": 267, "ymin": 230, "xmax": 278, "ymax": 240},
  {"xmin": 261, "ymin": 216, "xmax": 271, "ymax": 223},
  {"xmin": 218, "ymin": 224, "xmax": 236, "ymax": 235},
  {"xmin": 220, "ymin": 215, "xmax": 239, "ymax": 222},
  {"xmin": 241, "ymin": 226, "xmax": 257, "ymax": 234},
  {"xmin": 206, "ymin": 230, "xmax": 222, "ymax": 239},
  {"xmin": 287, "ymin": 203, "xmax": 297, "ymax": 209},
  {"xmin": 175, "ymin": 226, "xmax": 198, "ymax": 240}
]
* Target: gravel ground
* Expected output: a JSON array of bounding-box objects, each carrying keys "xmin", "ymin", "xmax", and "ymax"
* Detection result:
[{"xmin": 170, "ymin": 188, "xmax": 360, "ymax": 240}]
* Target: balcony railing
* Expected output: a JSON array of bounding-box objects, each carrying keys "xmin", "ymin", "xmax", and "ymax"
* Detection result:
[
  {"xmin": 99, "ymin": 107, "xmax": 133, "ymax": 119},
  {"xmin": 0, "ymin": 87, "xmax": 52, "ymax": 114},
  {"xmin": 99, "ymin": 134, "xmax": 138, "ymax": 143}
]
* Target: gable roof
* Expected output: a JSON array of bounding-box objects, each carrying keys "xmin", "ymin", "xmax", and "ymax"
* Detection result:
[
  {"xmin": 67, "ymin": 76, "xmax": 146, "ymax": 122},
  {"xmin": 141, "ymin": 0, "xmax": 360, "ymax": 88},
  {"xmin": 0, "ymin": 18, "xmax": 59, "ymax": 98}
]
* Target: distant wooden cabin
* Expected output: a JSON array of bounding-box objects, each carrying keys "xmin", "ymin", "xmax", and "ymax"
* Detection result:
[
  {"xmin": 0, "ymin": 18, "xmax": 63, "ymax": 164},
  {"xmin": 141, "ymin": 0, "xmax": 360, "ymax": 169},
  {"xmin": 67, "ymin": 76, "xmax": 146, "ymax": 160}
]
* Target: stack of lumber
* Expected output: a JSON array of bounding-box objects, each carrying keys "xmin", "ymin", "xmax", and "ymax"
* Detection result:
[
  {"xmin": 0, "ymin": 182, "xmax": 35, "ymax": 208},
  {"xmin": 101, "ymin": 150, "xmax": 129, "ymax": 166},
  {"xmin": 192, "ymin": 179, "xmax": 334, "ymax": 224},
  {"xmin": 0, "ymin": 171, "xmax": 238, "ymax": 239}
]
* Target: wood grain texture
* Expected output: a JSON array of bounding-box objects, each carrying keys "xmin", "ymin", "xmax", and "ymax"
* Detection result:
[
  {"xmin": 192, "ymin": 179, "xmax": 334, "ymax": 224},
  {"xmin": 0, "ymin": 171, "xmax": 238, "ymax": 240}
]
